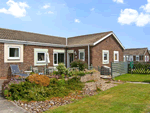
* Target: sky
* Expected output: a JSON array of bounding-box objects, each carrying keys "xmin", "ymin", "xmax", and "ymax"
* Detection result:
[{"xmin": 0, "ymin": 0, "xmax": 150, "ymax": 49}]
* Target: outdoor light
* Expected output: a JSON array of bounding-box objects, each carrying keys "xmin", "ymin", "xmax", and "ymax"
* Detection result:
[{"xmin": 74, "ymin": 51, "xmax": 77, "ymax": 55}]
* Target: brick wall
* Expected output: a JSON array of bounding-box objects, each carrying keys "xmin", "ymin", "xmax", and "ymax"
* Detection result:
[
  {"xmin": 90, "ymin": 35, "xmax": 124, "ymax": 68},
  {"xmin": 0, "ymin": 44, "xmax": 65, "ymax": 79},
  {"xmin": 66, "ymin": 46, "xmax": 88, "ymax": 65}
]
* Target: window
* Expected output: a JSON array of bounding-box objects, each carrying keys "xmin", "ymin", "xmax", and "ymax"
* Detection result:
[
  {"xmin": 79, "ymin": 49, "xmax": 85, "ymax": 61},
  {"xmin": 58, "ymin": 53, "xmax": 64, "ymax": 63},
  {"xmin": 8, "ymin": 47, "xmax": 20, "ymax": 59},
  {"xmin": 102, "ymin": 50, "xmax": 109, "ymax": 64},
  {"xmin": 126, "ymin": 56, "xmax": 129, "ymax": 61},
  {"xmin": 37, "ymin": 52, "xmax": 45, "ymax": 62},
  {"xmin": 139, "ymin": 55, "xmax": 143, "ymax": 60},
  {"xmin": 136, "ymin": 55, "xmax": 139, "ymax": 61},
  {"xmin": 54, "ymin": 53, "xmax": 65, "ymax": 65},
  {"xmin": 114, "ymin": 51, "xmax": 119, "ymax": 62}
]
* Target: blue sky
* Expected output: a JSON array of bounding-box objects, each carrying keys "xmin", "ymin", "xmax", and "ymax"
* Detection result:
[{"xmin": 0, "ymin": 0, "xmax": 150, "ymax": 49}]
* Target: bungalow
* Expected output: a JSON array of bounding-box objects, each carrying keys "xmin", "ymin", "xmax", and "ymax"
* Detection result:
[
  {"xmin": 0, "ymin": 28, "xmax": 125, "ymax": 79},
  {"xmin": 124, "ymin": 48, "xmax": 150, "ymax": 62}
]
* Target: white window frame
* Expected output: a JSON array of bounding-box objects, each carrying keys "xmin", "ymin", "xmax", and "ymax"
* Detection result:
[
  {"xmin": 126, "ymin": 56, "xmax": 129, "ymax": 61},
  {"xmin": 36, "ymin": 52, "xmax": 46, "ymax": 63},
  {"xmin": 8, "ymin": 46, "xmax": 20, "ymax": 60},
  {"xmin": 136, "ymin": 55, "xmax": 139, "ymax": 61},
  {"xmin": 53, "ymin": 52, "xmax": 65, "ymax": 66},
  {"xmin": 145, "ymin": 56, "xmax": 147, "ymax": 62},
  {"xmin": 79, "ymin": 49, "xmax": 85, "ymax": 61},
  {"xmin": 147, "ymin": 56, "xmax": 149, "ymax": 62},
  {"xmin": 114, "ymin": 51, "xmax": 119, "ymax": 62},
  {"xmin": 123, "ymin": 56, "xmax": 125, "ymax": 62},
  {"xmin": 102, "ymin": 50, "xmax": 109, "ymax": 64}
]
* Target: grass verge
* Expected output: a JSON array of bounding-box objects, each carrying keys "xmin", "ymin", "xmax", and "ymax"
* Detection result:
[
  {"xmin": 114, "ymin": 74, "xmax": 150, "ymax": 82},
  {"xmin": 45, "ymin": 83, "xmax": 150, "ymax": 113}
]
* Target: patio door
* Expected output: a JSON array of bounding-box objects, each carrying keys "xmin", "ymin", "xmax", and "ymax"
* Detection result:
[{"xmin": 67, "ymin": 50, "xmax": 74, "ymax": 68}]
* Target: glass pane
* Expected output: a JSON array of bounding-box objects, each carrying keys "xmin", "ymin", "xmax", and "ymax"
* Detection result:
[
  {"xmin": 115, "ymin": 53, "xmax": 117, "ymax": 60},
  {"xmin": 9, "ymin": 48, "xmax": 19, "ymax": 57},
  {"xmin": 104, "ymin": 53, "xmax": 107, "ymax": 60},
  {"xmin": 38, "ymin": 53, "xmax": 45, "ymax": 61},
  {"xmin": 54, "ymin": 54, "xmax": 57, "ymax": 64},
  {"xmin": 69, "ymin": 53, "xmax": 73, "ymax": 63},
  {"xmin": 80, "ymin": 52, "xmax": 84, "ymax": 60},
  {"xmin": 58, "ymin": 53, "xmax": 64, "ymax": 64}
]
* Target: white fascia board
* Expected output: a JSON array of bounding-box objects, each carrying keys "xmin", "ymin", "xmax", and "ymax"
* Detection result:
[
  {"xmin": 144, "ymin": 48, "xmax": 148, "ymax": 55},
  {"xmin": 0, "ymin": 39, "xmax": 66, "ymax": 47},
  {"xmin": 93, "ymin": 32, "xmax": 125, "ymax": 50}
]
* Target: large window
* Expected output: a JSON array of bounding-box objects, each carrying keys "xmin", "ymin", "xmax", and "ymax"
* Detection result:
[
  {"xmin": 79, "ymin": 50, "xmax": 85, "ymax": 61},
  {"xmin": 114, "ymin": 51, "xmax": 119, "ymax": 62},
  {"xmin": 8, "ymin": 47, "xmax": 20, "ymax": 59},
  {"xmin": 37, "ymin": 52, "xmax": 45, "ymax": 62},
  {"xmin": 54, "ymin": 53, "xmax": 65, "ymax": 65},
  {"xmin": 102, "ymin": 50, "xmax": 109, "ymax": 64}
]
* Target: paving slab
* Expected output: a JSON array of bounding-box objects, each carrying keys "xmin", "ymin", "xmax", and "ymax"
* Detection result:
[{"xmin": 0, "ymin": 80, "xmax": 28, "ymax": 113}]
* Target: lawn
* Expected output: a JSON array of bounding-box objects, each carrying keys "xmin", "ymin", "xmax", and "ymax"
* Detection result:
[
  {"xmin": 114, "ymin": 74, "xmax": 150, "ymax": 82},
  {"xmin": 45, "ymin": 83, "xmax": 150, "ymax": 113}
]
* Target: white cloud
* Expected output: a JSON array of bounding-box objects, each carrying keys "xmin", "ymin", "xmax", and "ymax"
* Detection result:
[
  {"xmin": 75, "ymin": 19, "xmax": 80, "ymax": 23},
  {"xmin": 90, "ymin": 8, "xmax": 95, "ymax": 11},
  {"xmin": 118, "ymin": 9, "xmax": 138, "ymax": 25},
  {"xmin": 47, "ymin": 11, "xmax": 54, "ymax": 14},
  {"xmin": 43, "ymin": 4, "xmax": 50, "ymax": 9},
  {"xmin": 118, "ymin": 8, "xmax": 150, "ymax": 27},
  {"xmin": 113, "ymin": 0, "xmax": 124, "ymax": 4},
  {"xmin": 140, "ymin": 0, "xmax": 150, "ymax": 13},
  {"xmin": 136, "ymin": 13, "xmax": 150, "ymax": 26},
  {"xmin": 0, "ymin": 0, "xmax": 29, "ymax": 18}
]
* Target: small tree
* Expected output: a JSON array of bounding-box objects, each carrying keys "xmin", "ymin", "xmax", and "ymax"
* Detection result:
[
  {"xmin": 56, "ymin": 63, "xmax": 67, "ymax": 75},
  {"xmin": 70, "ymin": 59, "xmax": 88, "ymax": 71}
]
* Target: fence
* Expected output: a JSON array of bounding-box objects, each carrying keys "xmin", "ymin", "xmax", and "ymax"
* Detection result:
[
  {"xmin": 111, "ymin": 62, "xmax": 128, "ymax": 78},
  {"xmin": 128, "ymin": 62, "xmax": 150, "ymax": 74}
]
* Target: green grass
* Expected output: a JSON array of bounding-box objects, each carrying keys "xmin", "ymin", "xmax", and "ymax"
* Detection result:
[
  {"xmin": 45, "ymin": 83, "xmax": 150, "ymax": 113},
  {"xmin": 114, "ymin": 74, "xmax": 150, "ymax": 82}
]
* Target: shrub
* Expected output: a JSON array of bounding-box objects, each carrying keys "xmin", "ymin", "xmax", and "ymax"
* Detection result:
[
  {"xmin": 71, "ymin": 59, "xmax": 88, "ymax": 71},
  {"xmin": 56, "ymin": 63, "xmax": 67, "ymax": 75},
  {"xmin": 53, "ymin": 71, "xmax": 59, "ymax": 75},
  {"xmin": 76, "ymin": 71, "xmax": 86, "ymax": 76},
  {"xmin": 27, "ymin": 74, "xmax": 50, "ymax": 87},
  {"xmin": 66, "ymin": 77, "xmax": 84, "ymax": 90}
]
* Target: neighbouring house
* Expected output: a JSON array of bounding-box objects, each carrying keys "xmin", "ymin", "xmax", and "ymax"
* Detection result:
[
  {"xmin": 0, "ymin": 28, "xmax": 124, "ymax": 79},
  {"xmin": 124, "ymin": 48, "xmax": 150, "ymax": 62}
]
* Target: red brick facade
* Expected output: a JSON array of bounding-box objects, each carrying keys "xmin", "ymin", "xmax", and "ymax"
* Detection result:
[
  {"xmin": 90, "ymin": 35, "xmax": 124, "ymax": 67},
  {"xmin": 0, "ymin": 34, "xmax": 124, "ymax": 79}
]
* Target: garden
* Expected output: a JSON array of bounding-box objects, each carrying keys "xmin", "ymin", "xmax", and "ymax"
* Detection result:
[
  {"xmin": 45, "ymin": 83, "xmax": 150, "ymax": 113},
  {"xmin": 2, "ymin": 60, "xmax": 101, "ymax": 112}
]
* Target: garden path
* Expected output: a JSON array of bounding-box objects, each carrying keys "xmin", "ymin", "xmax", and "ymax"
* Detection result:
[{"xmin": 0, "ymin": 80, "xmax": 28, "ymax": 113}]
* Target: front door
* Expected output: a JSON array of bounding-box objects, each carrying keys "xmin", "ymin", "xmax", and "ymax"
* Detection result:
[{"xmin": 68, "ymin": 53, "xmax": 74, "ymax": 68}]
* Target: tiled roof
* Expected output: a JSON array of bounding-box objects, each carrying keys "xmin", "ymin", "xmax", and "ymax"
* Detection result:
[
  {"xmin": 0, "ymin": 28, "xmax": 66, "ymax": 45},
  {"xmin": 124, "ymin": 48, "xmax": 148, "ymax": 55},
  {"xmin": 67, "ymin": 31, "xmax": 112, "ymax": 45}
]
